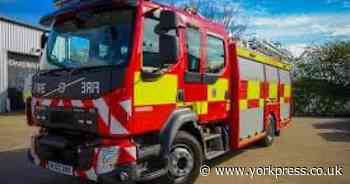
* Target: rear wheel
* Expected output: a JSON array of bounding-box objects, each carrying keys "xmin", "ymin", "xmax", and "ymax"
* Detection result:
[
  {"xmin": 260, "ymin": 116, "xmax": 275, "ymax": 147},
  {"xmin": 164, "ymin": 131, "xmax": 203, "ymax": 184}
]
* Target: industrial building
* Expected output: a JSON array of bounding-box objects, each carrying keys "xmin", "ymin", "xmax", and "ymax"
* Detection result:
[{"xmin": 0, "ymin": 16, "xmax": 46, "ymax": 112}]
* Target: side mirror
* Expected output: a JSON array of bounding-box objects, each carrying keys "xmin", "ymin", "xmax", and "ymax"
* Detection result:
[
  {"xmin": 159, "ymin": 34, "xmax": 179, "ymax": 65},
  {"xmin": 159, "ymin": 10, "xmax": 178, "ymax": 31},
  {"xmin": 40, "ymin": 33, "xmax": 48, "ymax": 49}
]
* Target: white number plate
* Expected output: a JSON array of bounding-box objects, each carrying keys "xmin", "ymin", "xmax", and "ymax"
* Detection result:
[{"xmin": 48, "ymin": 161, "xmax": 73, "ymax": 176}]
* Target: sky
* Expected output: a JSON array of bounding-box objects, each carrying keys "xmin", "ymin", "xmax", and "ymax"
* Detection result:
[{"xmin": 0, "ymin": 0, "xmax": 350, "ymax": 57}]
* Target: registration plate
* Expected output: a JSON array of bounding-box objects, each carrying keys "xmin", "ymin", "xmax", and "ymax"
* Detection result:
[{"xmin": 48, "ymin": 161, "xmax": 73, "ymax": 176}]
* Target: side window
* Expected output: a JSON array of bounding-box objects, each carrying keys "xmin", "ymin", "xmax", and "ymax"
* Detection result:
[
  {"xmin": 98, "ymin": 44, "xmax": 109, "ymax": 58},
  {"xmin": 143, "ymin": 17, "xmax": 161, "ymax": 68},
  {"xmin": 206, "ymin": 35, "xmax": 225, "ymax": 73},
  {"xmin": 186, "ymin": 27, "xmax": 201, "ymax": 72}
]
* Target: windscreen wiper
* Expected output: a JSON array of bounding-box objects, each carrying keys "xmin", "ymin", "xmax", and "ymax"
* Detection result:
[
  {"xmin": 38, "ymin": 67, "xmax": 72, "ymax": 76},
  {"xmin": 69, "ymin": 65, "xmax": 119, "ymax": 75}
]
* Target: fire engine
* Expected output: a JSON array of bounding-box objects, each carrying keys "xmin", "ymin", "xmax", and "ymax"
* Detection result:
[{"xmin": 26, "ymin": 0, "xmax": 292, "ymax": 183}]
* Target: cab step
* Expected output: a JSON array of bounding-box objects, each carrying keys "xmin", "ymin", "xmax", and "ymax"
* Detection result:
[
  {"xmin": 202, "ymin": 131, "xmax": 228, "ymax": 160},
  {"xmin": 204, "ymin": 133, "xmax": 222, "ymax": 141},
  {"xmin": 205, "ymin": 150, "xmax": 227, "ymax": 160}
]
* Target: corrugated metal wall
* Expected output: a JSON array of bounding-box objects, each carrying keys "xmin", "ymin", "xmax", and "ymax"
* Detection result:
[{"xmin": 0, "ymin": 19, "xmax": 44, "ymax": 112}]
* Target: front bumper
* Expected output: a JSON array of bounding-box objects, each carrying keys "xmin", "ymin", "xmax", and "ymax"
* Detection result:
[
  {"xmin": 28, "ymin": 134, "xmax": 138, "ymax": 183},
  {"xmin": 28, "ymin": 150, "xmax": 138, "ymax": 184}
]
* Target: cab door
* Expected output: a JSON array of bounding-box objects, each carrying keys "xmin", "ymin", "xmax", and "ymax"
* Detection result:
[
  {"xmin": 183, "ymin": 26, "xmax": 207, "ymax": 118},
  {"xmin": 202, "ymin": 33, "xmax": 229, "ymax": 122}
]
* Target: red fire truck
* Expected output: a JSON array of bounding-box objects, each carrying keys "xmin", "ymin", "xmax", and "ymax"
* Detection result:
[{"xmin": 26, "ymin": 0, "xmax": 292, "ymax": 183}]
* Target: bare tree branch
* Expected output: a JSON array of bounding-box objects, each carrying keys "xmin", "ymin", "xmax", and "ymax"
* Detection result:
[{"xmin": 156, "ymin": 0, "xmax": 248, "ymax": 38}]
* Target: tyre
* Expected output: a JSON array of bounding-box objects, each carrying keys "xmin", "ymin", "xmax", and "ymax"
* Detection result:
[
  {"xmin": 164, "ymin": 131, "xmax": 203, "ymax": 184},
  {"xmin": 260, "ymin": 115, "xmax": 275, "ymax": 147}
]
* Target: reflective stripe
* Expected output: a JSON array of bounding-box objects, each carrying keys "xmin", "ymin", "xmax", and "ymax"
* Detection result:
[
  {"xmin": 190, "ymin": 101, "xmax": 208, "ymax": 115},
  {"xmin": 259, "ymin": 99, "xmax": 264, "ymax": 107},
  {"xmin": 208, "ymin": 78, "xmax": 228, "ymax": 102},
  {"xmin": 57, "ymin": 100, "xmax": 64, "ymax": 107},
  {"xmin": 198, "ymin": 101, "xmax": 208, "ymax": 115},
  {"xmin": 71, "ymin": 100, "xmax": 83, "ymax": 107},
  {"xmin": 41, "ymin": 99, "xmax": 52, "ymax": 106},
  {"xmin": 124, "ymin": 146, "xmax": 137, "ymax": 160},
  {"xmin": 93, "ymin": 98, "xmax": 129, "ymax": 135},
  {"xmin": 237, "ymin": 47, "xmax": 292, "ymax": 70},
  {"xmin": 284, "ymin": 85, "xmax": 291, "ymax": 97},
  {"xmin": 93, "ymin": 98, "xmax": 110, "ymax": 127},
  {"xmin": 134, "ymin": 72, "xmax": 178, "ymax": 106},
  {"xmin": 120, "ymin": 99, "xmax": 132, "ymax": 117},
  {"xmin": 110, "ymin": 116, "xmax": 129, "ymax": 135},
  {"xmin": 85, "ymin": 168, "xmax": 98, "ymax": 181},
  {"xmin": 247, "ymin": 80, "xmax": 261, "ymax": 99},
  {"xmin": 269, "ymin": 83, "xmax": 278, "ymax": 98},
  {"xmin": 240, "ymin": 100, "xmax": 248, "ymax": 111}
]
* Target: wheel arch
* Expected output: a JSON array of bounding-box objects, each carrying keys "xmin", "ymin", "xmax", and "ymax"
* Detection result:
[{"xmin": 159, "ymin": 108, "xmax": 203, "ymax": 158}]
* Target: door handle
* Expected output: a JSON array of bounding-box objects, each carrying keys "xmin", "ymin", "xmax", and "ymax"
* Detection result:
[{"xmin": 177, "ymin": 90, "xmax": 184, "ymax": 102}]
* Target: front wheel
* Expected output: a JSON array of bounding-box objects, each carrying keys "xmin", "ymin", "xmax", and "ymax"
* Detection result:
[{"xmin": 164, "ymin": 131, "xmax": 203, "ymax": 184}]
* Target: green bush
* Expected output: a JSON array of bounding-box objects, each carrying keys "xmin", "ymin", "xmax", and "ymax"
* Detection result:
[{"xmin": 293, "ymin": 41, "xmax": 350, "ymax": 116}]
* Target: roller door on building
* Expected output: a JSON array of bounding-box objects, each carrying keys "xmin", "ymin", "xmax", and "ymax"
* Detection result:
[{"xmin": 7, "ymin": 52, "xmax": 39, "ymax": 110}]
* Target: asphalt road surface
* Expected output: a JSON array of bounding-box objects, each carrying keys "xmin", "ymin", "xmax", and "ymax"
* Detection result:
[{"xmin": 0, "ymin": 114, "xmax": 349, "ymax": 184}]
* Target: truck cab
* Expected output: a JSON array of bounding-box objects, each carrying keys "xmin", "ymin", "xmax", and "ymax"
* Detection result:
[{"xmin": 28, "ymin": 0, "xmax": 230, "ymax": 183}]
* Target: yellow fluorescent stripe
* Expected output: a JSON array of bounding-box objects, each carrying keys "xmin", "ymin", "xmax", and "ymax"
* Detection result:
[
  {"xmin": 259, "ymin": 99, "xmax": 265, "ymax": 107},
  {"xmin": 237, "ymin": 47, "xmax": 292, "ymax": 71},
  {"xmin": 208, "ymin": 79, "xmax": 229, "ymax": 102},
  {"xmin": 269, "ymin": 83, "xmax": 278, "ymax": 99},
  {"xmin": 134, "ymin": 72, "xmax": 178, "ymax": 106},
  {"xmin": 177, "ymin": 101, "xmax": 208, "ymax": 115},
  {"xmin": 284, "ymin": 85, "xmax": 292, "ymax": 97},
  {"xmin": 240, "ymin": 100, "xmax": 248, "ymax": 111},
  {"xmin": 200, "ymin": 101, "xmax": 208, "ymax": 114},
  {"xmin": 191, "ymin": 101, "xmax": 208, "ymax": 115},
  {"xmin": 247, "ymin": 80, "xmax": 260, "ymax": 100},
  {"xmin": 192, "ymin": 102, "xmax": 201, "ymax": 115}
]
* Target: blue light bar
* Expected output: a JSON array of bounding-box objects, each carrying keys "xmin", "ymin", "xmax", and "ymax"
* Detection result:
[
  {"xmin": 41, "ymin": 0, "xmax": 138, "ymax": 27},
  {"xmin": 53, "ymin": 0, "xmax": 79, "ymax": 8},
  {"xmin": 53, "ymin": 0, "xmax": 138, "ymax": 9}
]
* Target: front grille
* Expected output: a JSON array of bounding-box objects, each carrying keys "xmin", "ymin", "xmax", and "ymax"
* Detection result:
[
  {"xmin": 50, "ymin": 110, "xmax": 75, "ymax": 124},
  {"xmin": 41, "ymin": 107, "xmax": 98, "ymax": 133}
]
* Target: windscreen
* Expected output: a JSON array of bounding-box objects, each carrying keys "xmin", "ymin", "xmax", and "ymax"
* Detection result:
[{"xmin": 42, "ymin": 9, "xmax": 135, "ymax": 70}]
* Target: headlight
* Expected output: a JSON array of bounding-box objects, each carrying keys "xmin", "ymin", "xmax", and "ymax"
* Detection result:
[{"xmin": 74, "ymin": 108, "xmax": 97, "ymax": 126}]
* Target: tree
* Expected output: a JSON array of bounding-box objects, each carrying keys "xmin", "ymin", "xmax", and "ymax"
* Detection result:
[
  {"xmin": 294, "ymin": 41, "xmax": 350, "ymax": 116},
  {"xmin": 156, "ymin": 0, "xmax": 248, "ymax": 38}
]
